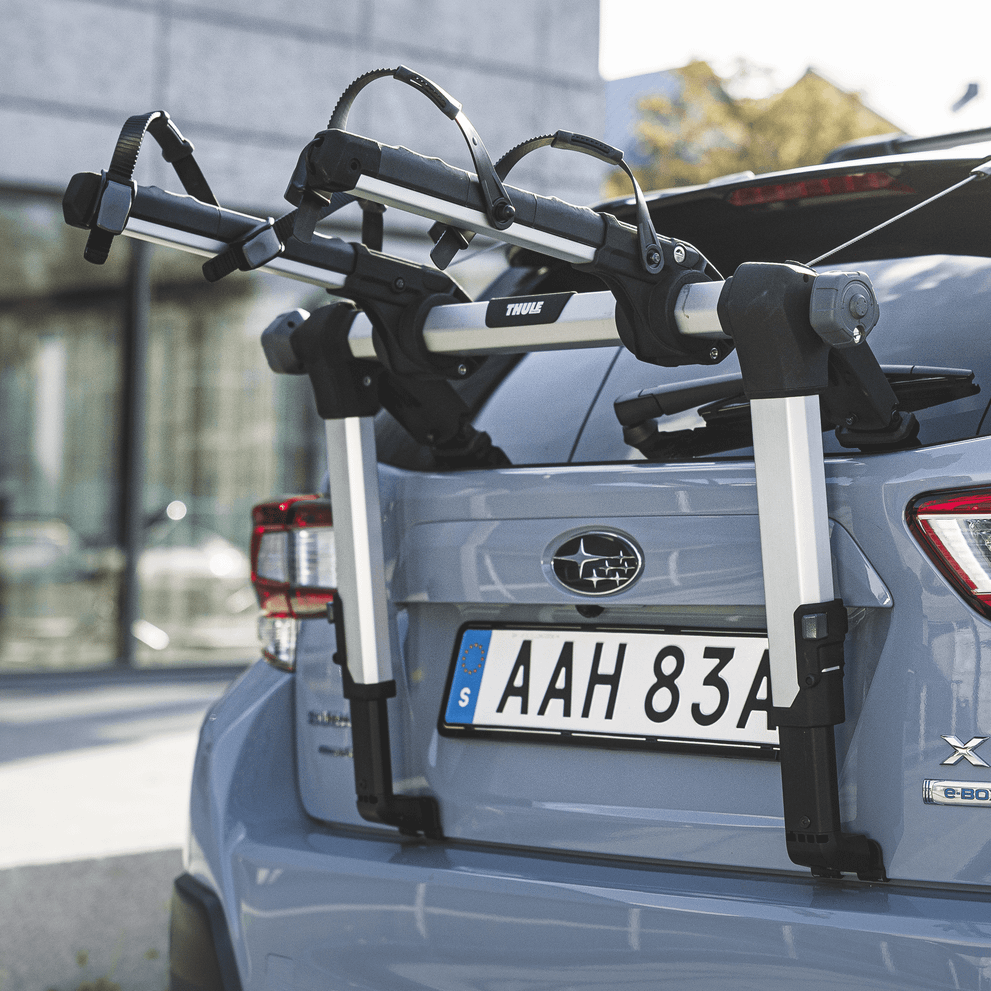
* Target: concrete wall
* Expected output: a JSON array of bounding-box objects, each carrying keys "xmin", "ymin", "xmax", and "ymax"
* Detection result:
[{"xmin": 0, "ymin": 0, "xmax": 606, "ymax": 220}]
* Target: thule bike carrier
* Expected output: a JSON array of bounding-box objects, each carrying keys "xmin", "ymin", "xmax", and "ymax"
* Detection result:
[{"xmin": 67, "ymin": 66, "xmax": 991, "ymax": 880}]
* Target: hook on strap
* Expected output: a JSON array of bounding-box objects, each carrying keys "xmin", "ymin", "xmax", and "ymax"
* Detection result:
[{"xmin": 84, "ymin": 110, "xmax": 217, "ymax": 264}]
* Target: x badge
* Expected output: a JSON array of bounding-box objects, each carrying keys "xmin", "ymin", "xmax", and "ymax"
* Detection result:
[{"xmin": 941, "ymin": 735, "xmax": 990, "ymax": 767}]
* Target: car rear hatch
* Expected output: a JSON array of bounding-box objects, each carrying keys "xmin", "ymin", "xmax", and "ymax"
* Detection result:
[
  {"xmin": 294, "ymin": 152, "xmax": 991, "ymax": 885},
  {"xmin": 380, "ymin": 456, "xmax": 890, "ymax": 875},
  {"xmin": 297, "ymin": 437, "xmax": 991, "ymax": 882}
]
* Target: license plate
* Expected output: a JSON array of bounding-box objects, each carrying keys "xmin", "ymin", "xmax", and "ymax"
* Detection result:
[{"xmin": 440, "ymin": 626, "xmax": 777, "ymax": 753}]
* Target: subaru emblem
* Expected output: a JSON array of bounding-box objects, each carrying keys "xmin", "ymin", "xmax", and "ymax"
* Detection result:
[{"xmin": 546, "ymin": 529, "xmax": 643, "ymax": 596}]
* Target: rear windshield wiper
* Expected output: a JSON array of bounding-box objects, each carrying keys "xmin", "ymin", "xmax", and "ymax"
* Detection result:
[
  {"xmin": 879, "ymin": 364, "xmax": 979, "ymax": 411},
  {"xmin": 615, "ymin": 364, "xmax": 979, "ymax": 459}
]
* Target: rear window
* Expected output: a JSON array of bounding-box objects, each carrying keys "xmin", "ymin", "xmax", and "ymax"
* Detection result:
[
  {"xmin": 378, "ymin": 255, "xmax": 991, "ymax": 469},
  {"xmin": 572, "ymin": 256, "xmax": 991, "ymax": 464}
]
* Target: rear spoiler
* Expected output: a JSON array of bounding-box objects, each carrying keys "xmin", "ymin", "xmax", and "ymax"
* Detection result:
[{"xmin": 823, "ymin": 126, "xmax": 991, "ymax": 164}]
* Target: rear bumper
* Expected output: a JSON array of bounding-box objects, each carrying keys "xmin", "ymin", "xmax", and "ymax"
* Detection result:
[
  {"xmin": 219, "ymin": 825, "xmax": 991, "ymax": 991},
  {"xmin": 188, "ymin": 662, "xmax": 991, "ymax": 991},
  {"xmin": 169, "ymin": 873, "xmax": 242, "ymax": 991}
]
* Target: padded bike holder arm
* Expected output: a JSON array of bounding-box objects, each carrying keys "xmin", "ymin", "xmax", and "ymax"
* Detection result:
[
  {"xmin": 64, "ymin": 168, "xmax": 544, "ymax": 458},
  {"xmin": 288, "ymin": 127, "xmax": 606, "ymax": 262},
  {"xmin": 430, "ymin": 129, "xmax": 664, "ymax": 273},
  {"xmin": 291, "ymin": 65, "xmax": 515, "ymax": 243},
  {"xmin": 288, "ymin": 126, "xmax": 729, "ymax": 368},
  {"xmin": 63, "ymin": 176, "xmax": 359, "ymax": 291}
]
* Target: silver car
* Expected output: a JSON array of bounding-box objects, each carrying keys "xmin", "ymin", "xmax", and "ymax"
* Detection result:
[{"xmin": 168, "ymin": 137, "xmax": 991, "ymax": 990}]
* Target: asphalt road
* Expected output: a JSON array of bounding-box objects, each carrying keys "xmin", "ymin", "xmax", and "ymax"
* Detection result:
[{"xmin": 0, "ymin": 666, "xmax": 244, "ymax": 991}]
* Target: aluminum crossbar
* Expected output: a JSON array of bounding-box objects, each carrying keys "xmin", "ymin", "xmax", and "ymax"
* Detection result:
[{"xmin": 123, "ymin": 217, "xmax": 350, "ymax": 292}]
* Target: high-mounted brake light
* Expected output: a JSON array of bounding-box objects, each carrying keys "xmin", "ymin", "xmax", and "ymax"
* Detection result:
[
  {"xmin": 908, "ymin": 489, "xmax": 991, "ymax": 619},
  {"xmin": 727, "ymin": 172, "xmax": 914, "ymax": 207},
  {"xmin": 251, "ymin": 495, "xmax": 335, "ymax": 670}
]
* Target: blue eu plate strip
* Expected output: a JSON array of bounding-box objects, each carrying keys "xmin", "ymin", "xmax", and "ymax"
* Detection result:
[{"xmin": 445, "ymin": 629, "xmax": 492, "ymax": 725}]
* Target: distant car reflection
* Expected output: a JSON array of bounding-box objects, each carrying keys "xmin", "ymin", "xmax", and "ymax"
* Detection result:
[
  {"xmin": 136, "ymin": 518, "xmax": 256, "ymax": 662},
  {"xmin": 0, "ymin": 514, "xmax": 256, "ymax": 668},
  {"xmin": 0, "ymin": 519, "xmax": 94, "ymax": 583}
]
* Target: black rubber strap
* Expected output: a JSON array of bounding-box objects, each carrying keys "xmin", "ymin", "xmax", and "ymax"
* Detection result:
[
  {"xmin": 335, "ymin": 65, "xmax": 514, "ymax": 227},
  {"xmin": 295, "ymin": 65, "xmax": 513, "ymax": 242},
  {"xmin": 328, "ymin": 66, "xmax": 397, "ymax": 130},
  {"xmin": 432, "ymin": 129, "xmax": 663, "ymax": 274},
  {"xmin": 149, "ymin": 115, "xmax": 217, "ymax": 205},
  {"xmin": 495, "ymin": 130, "xmax": 622, "ymax": 179},
  {"xmin": 504, "ymin": 131, "xmax": 661, "ymax": 273},
  {"xmin": 85, "ymin": 110, "xmax": 217, "ymax": 264}
]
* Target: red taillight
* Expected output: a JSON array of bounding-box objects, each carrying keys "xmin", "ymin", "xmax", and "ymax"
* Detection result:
[
  {"xmin": 727, "ymin": 172, "xmax": 914, "ymax": 207},
  {"xmin": 250, "ymin": 495, "xmax": 335, "ymax": 619},
  {"xmin": 908, "ymin": 489, "xmax": 991, "ymax": 619}
]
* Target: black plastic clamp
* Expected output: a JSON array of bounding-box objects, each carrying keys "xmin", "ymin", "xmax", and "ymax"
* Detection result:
[
  {"xmin": 273, "ymin": 302, "xmax": 382, "ymax": 420},
  {"xmin": 331, "ymin": 243, "xmax": 476, "ymax": 381},
  {"xmin": 769, "ymin": 601, "xmax": 886, "ymax": 881},
  {"xmin": 330, "ymin": 594, "xmax": 442, "ymax": 839},
  {"xmin": 581, "ymin": 215, "xmax": 727, "ymax": 368},
  {"xmin": 81, "ymin": 110, "xmax": 217, "ymax": 265},
  {"xmin": 771, "ymin": 600, "xmax": 849, "ymax": 729},
  {"xmin": 203, "ymin": 213, "xmax": 295, "ymax": 283},
  {"xmin": 94, "ymin": 178, "xmax": 136, "ymax": 236},
  {"xmin": 261, "ymin": 301, "xmax": 508, "ymax": 468}
]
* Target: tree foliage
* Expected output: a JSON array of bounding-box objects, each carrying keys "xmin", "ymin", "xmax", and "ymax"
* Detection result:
[{"xmin": 608, "ymin": 60, "xmax": 898, "ymax": 195}]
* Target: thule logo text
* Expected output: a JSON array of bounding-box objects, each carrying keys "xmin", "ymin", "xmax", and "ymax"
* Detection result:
[
  {"xmin": 505, "ymin": 300, "xmax": 544, "ymax": 317},
  {"xmin": 485, "ymin": 292, "xmax": 573, "ymax": 329}
]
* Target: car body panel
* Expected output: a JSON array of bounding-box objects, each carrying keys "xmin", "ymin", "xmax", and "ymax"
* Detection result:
[
  {"xmin": 194, "ymin": 660, "xmax": 991, "ymax": 991},
  {"xmin": 292, "ymin": 437, "xmax": 991, "ymax": 886},
  {"xmin": 389, "ymin": 515, "xmax": 890, "ymax": 608}
]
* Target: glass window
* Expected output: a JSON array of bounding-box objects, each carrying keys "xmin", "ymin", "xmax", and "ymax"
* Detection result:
[{"xmin": 0, "ymin": 190, "xmax": 325, "ymax": 671}]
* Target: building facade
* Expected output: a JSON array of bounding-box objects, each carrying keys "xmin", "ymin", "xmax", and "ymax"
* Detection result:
[{"xmin": 0, "ymin": 0, "xmax": 606, "ymax": 668}]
